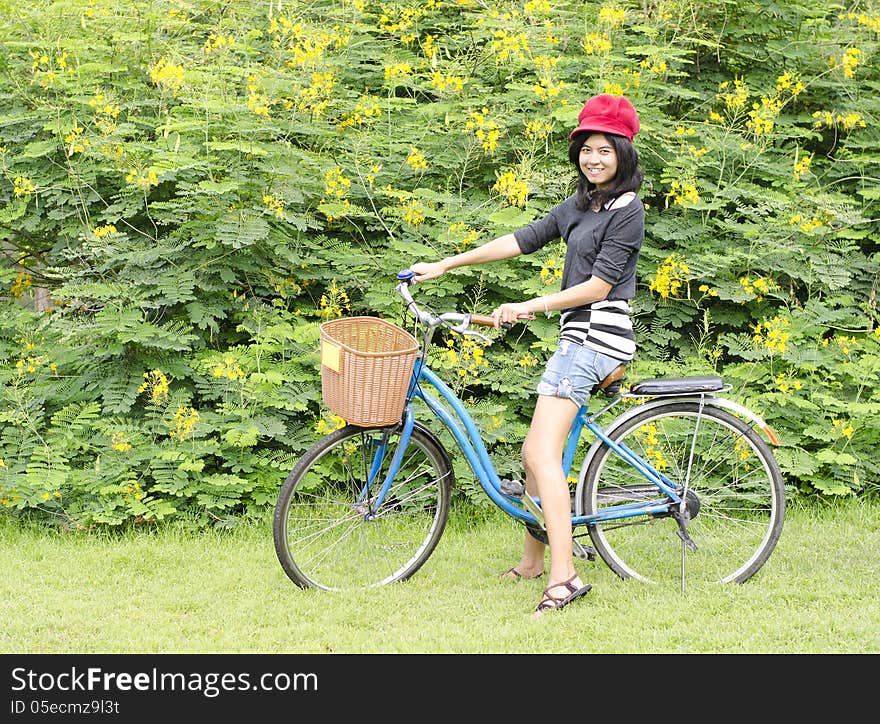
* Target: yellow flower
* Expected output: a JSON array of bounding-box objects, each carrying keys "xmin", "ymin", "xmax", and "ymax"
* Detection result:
[
  {"xmin": 718, "ymin": 77, "xmax": 748, "ymax": 112},
  {"xmin": 739, "ymin": 276, "xmax": 779, "ymax": 301},
  {"xmin": 747, "ymin": 95, "xmax": 783, "ymax": 136},
  {"xmin": 598, "ymin": 5, "xmax": 626, "ymax": 27},
  {"xmin": 640, "ymin": 58, "xmax": 667, "ymax": 75},
  {"xmin": 65, "ymin": 127, "xmax": 90, "ymax": 155},
  {"xmin": 319, "ymin": 281, "xmax": 351, "ymax": 319},
  {"xmin": 431, "ymin": 72, "xmax": 464, "ymax": 94},
  {"xmin": 793, "ymin": 153, "xmax": 813, "ymax": 181},
  {"xmin": 665, "ymin": 181, "xmax": 700, "ymax": 207},
  {"xmin": 446, "ymin": 335, "xmax": 489, "ymax": 384},
  {"xmin": 583, "ymin": 32, "xmax": 612, "ymax": 55},
  {"xmin": 93, "ymin": 224, "xmax": 117, "ymax": 238},
  {"xmin": 138, "ymin": 369, "xmax": 170, "ymax": 405},
  {"xmin": 149, "ymin": 57, "xmax": 185, "ymax": 94},
  {"xmin": 752, "ymin": 316, "xmax": 789, "ymax": 355},
  {"xmin": 402, "ymin": 199, "xmax": 426, "ymax": 225},
  {"xmin": 813, "ymin": 109, "xmax": 866, "ymax": 131},
  {"xmin": 465, "ymin": 110, "xmax": 501, "ymax": 153},
  {"xmin": 839, "ymin": 47, "xmax": 861, "ymax": 78},
  {"xmin": 493, "ymin": 170, "xmax": 529, "ymax": 208},
  {"xmin": 295, "ymin": 72, "xmax": 335, "ymax": 116},
  {"xmin": 126, "ymin": 168, "xmax": 159, "ymax": 190},
  {"xmin": 323, "ymin": 167, "xmax": 351, "ymax": 200},
  {"xmin": 524, "ymin": 0, "xmax": 551, "ymax": 14},
  {"xmin": 649, "ymin": 255, "xmax": 690, "ymax": 299},
  {"xmin": 365, "ymin": 163, "xmax": 382, "ymax": 188},
  {"xmin": 635, "ymin": 423, "xmax": 668, "ymax": 471},
  {"xmin": 247, "ymin": 91, "xmax": 272, "ymax": 118},
  {"xmin": 384, "ymin": 63, "xmax": 413, "ymax": 82},
  {"xmin": 169, "ymin": 406, "xmax": 200, "ymax": 440},
  {"xmin": 11, "ymin": 272, "xmax": 32, "ymax": 297},
  {"xmin": 448, "ymin": 222, "xmax": 480, "ymax": 251},
  {"xmin": 212, "ymin": 355, "xmax": 246, "ymax": 381},
  {"xmin": 316, "ymin": 414, "xmax": 347, "ymax": 434},
  {"xmin": 524, "ymin": 119, "xmax": 553, "ymax": 139},
  {"xmin": 111, "ymin": 431, "xmax": 132, "ymax": 452},
  {"xmin": 540, "ymin": 257, "xmax": 563, "ymax": 285},
  {"xmin": 13, "ymin": 177, "xmax": 34, "ymax": 197},
  {"xmin": 337, "ymin": 94, "xmax": 382, "ymax": 129},
  {"xmin": 533, "ymin": 76, "xmax": 566, "ymax": 101},
  {"xmin": 204, "ymin": 33, "xmax": 235, "ymax": 54},
  {"xmin": 491, "ymin": 29, "xmax": 529, "ymax": 64},
  {"xmin": 263, "ymin": 194, "xmax": 285, "ymax": 218},
  {"xmin": 121, "ymin": 481, "xmax": 145, "ymax": 501},
  {"xmin": 406, "ymin": 147, "xmax": 428, "ymax": 171},
  {"xmin": 697, "ymin": 284, "xmax": 718, "ymax": 297}
]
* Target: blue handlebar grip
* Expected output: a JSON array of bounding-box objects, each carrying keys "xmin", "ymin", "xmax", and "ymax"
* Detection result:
[{"xmin": 397, "ymin": 269, "xmax": 416, "ymax": 282}]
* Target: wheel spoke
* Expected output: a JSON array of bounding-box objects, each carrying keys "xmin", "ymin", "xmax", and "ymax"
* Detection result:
[
  {"xmin": 582, "ymin": 402, "xmax": 784, "ymax": 586},
  {"xmin": 274, "ymin": 424, "xmax": 452, "ymax": 590}
]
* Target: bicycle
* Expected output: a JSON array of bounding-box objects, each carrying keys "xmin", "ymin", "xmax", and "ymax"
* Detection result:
[{"xmin": 273, "ymin": 270, "xmax": 785, "ymax": 592}]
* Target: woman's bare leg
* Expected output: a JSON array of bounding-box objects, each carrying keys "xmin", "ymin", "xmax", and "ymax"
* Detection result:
[
  {"xmin": 520, "ymin": 395, "xmax": 589, "ymax": 612},
  {"xmin": 504, "ymin": 395, "xmax": 581, "ymax": 586}
]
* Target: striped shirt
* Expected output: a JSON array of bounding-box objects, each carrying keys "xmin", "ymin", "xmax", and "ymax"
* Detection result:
[
  {"xmin": 513, "ymin": 192, "xmax": 644, "ymax": 362},
  {"xmin": 560, "ymin": 299, "xmax": 635, "ymax": 360}
]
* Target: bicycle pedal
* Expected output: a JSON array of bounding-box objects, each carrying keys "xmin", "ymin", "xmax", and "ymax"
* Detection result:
[
  {"xmin": 500, "ymin": 478, "xmax": 525, "ymax": 498},
  {"xmin": 573, "ymin": 540, "xmax": 597, "ymax": 561},
  {"xmin": 501, "ymin": 478, "xmax": 544, "ymax": 530}
]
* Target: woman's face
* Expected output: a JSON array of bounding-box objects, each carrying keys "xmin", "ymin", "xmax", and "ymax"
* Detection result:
[{"xmin": 578, "ymin": 133, "xmax": 618, "ymax": 189}]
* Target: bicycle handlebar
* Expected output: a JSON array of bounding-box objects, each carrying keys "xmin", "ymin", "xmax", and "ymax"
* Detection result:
[
  {"xmin": 395, "ymin": 269, "xmax": 533, "ymax": 336},
  {"xmin": 468, "ymin": 314, "xmax": 503, "ymax": 327}
]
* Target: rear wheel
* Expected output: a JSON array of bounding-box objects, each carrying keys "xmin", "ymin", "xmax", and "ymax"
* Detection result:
[
  {"xmin": 273, "ymin": 422, "xmax": 453, "ymax": 590},
  {"xmin": 579, "ymin": 402, "xmax": 784, "ymax": 585}
]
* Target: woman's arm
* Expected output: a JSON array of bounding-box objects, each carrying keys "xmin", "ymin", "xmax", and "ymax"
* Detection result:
[
  {"xmin": 491, "ymin": 276, "xmax": 612, "ymax": 327},
  {"xmin": 409, "ymin": 233, "xmax": 522, "ymax": 281},
  {"xmin": 540, "ymin": 276, "xmax": 612, "ymax": 311}
]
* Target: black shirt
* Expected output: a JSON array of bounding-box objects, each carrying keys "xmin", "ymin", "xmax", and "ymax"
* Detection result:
[{"xmin": 513, "ymin": 193, "xmax": 644, "ymax": 360}]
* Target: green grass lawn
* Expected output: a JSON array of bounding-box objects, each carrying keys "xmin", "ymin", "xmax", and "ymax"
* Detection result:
[{"xmin": 2, "ymin": 498, "xmax": 878, "ymax": 654}]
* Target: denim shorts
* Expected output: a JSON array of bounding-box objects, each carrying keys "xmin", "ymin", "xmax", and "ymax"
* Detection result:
[{"xmin": 536, "ymin": 340, "xmax": 623, "ymax": 408}]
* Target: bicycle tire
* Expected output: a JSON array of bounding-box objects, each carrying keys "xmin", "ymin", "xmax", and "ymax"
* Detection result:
[
  {"xmin": 579, "ymin": 401, "xmax": 784, "ymax": 585},
  {"xmin": 273, "ymin": 421, "xmax": 453, "ymax": 590}
]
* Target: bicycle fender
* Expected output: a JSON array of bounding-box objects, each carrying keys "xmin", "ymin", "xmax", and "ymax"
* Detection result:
[
  {"xmin": 704, "ymin": 397, "xmax": 780, "ymax": 446},
  {"xmin": 606, "ymin": 394, "xmax": 779, "ymax": 446}
]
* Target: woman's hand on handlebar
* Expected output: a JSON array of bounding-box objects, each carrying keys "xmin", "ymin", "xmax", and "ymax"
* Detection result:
[
  {"xmin": 409, "ymin": 261, "xmax": 447, "ymax": 282},
  {"xmin": 491, "ymin": 301, "xmax": 535, "ymax": 328}
]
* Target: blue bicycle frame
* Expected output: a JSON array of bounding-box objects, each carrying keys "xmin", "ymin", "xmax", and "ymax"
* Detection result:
[{"xmin": 363, "ymin": 353, "xmax": 685, "ymax": 529}]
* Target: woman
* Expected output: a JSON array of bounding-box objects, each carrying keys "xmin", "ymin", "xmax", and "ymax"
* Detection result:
[{"xmin": 410, "ymin": 94, "xmax": 645, "ymax": 615}]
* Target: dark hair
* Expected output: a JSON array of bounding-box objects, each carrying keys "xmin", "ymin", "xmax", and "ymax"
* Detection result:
[{"xmin": 568, "ymin": 132, "xmax": 643, "ymax": 211}]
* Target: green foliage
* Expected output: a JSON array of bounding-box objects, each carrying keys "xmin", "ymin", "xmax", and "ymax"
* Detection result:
[{"xmin": 1, "ymin": 0, "xmax": 878, "ymax": 528}]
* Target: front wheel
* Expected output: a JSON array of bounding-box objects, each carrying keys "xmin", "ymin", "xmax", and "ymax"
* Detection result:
[
  {"xmin": 273, "ymin": 422, "xmax": 453, "ymax": 590},
  {"xmin": 579, "ymin": 401, "xmax": 785, "ymax": 585}
]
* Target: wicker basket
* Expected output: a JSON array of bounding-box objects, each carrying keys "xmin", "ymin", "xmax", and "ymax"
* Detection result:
[{"xmin": 320, "ymin": 316, "xmax": 419, "ymax": 427}]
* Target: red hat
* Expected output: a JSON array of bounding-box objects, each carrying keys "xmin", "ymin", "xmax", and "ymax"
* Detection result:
[{"xmin": 569, "ymin": 94, "xmax": 640, "ymax": 141}]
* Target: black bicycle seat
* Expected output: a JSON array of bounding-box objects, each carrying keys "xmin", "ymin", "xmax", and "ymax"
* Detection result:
[{"xmin": 628, "ymin": 375, "xmax": 724, "ymax": 396}]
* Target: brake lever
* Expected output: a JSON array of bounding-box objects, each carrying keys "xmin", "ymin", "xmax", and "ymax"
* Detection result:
[
  {"xmin": 466, "ymin": 330, "xmax": 491, "ymax": 344},
  {"xmin": 448, "ymin": 318, "xmax": 491, "ymax": 344}
]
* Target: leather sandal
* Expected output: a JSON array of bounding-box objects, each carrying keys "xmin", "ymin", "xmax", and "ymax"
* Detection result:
[
  {"xmin": 500, "ymin": 566, "xmax": 544, "ymax": 581},
  {"xmin": 534, "ymin": 574, "xmax": 592, "ymax": 614}
]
